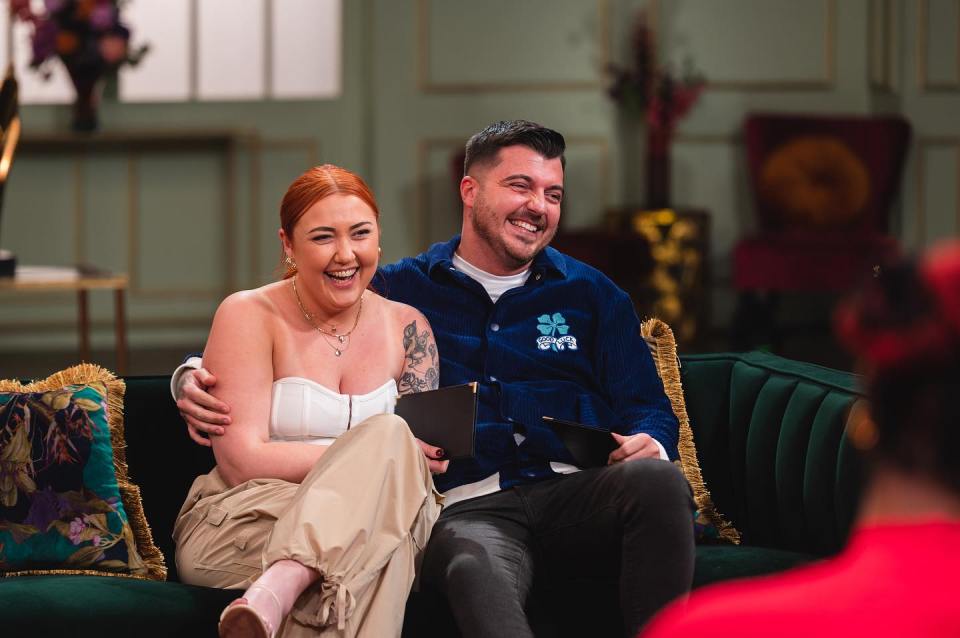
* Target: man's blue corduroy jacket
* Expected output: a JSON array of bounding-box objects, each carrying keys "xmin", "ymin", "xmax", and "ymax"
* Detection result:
[{"xmin": 377, "ymin": 236, "xmax": 679, "ymax": 493}]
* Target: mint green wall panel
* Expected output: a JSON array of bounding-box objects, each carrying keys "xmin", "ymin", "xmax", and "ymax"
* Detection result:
[
  {"xmin": 254, "ymin": 146, "xmax": 321, "ymax": 286},
  {"xmin": 135, "ymin": 153, "xmax": 223, "ymax": 296},
  {"xmin": 82, "ymin": 156, "xmax": 130, "ymax": 274},
  {"xmin": 667, "ymin": 0, "xmax": 834, "ymax": 87},
  {"xmin": 4, "ymin": 156, "xmax": 77, "ymax": 267},
  {"xmin": 423, "ymin": 0, "xmax": 606, "ymax": 89},
  {"xmin": 923, "ymin": 0, "xmax": 960, "ymax": 87}
]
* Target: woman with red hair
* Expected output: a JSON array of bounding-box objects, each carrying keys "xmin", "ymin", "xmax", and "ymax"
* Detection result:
[
  {"xmin": 173, "ymin": 165, "xmax": 447, "ymax": 638},
  {"xmin": 641, "ymin": 241, "xmax": 960, "ymax": 637}
]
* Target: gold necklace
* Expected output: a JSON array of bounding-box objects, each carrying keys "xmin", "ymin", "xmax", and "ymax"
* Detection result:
[{"xmin": 291, "ymin": 276, "xmax": 364, "ymax": 357}]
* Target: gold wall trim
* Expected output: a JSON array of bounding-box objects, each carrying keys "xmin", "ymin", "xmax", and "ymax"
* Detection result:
[
  {"xmin": 74, "ymin": 154, "xmax": 86, "ymax": 264},
  {"xmin": 257, "ymin": 138, "xmax": 321, "ymax": 157},
  {"xmin": 121, "ymin": 136, "xmax": 252, "ymax": 299},
  {"xmin": 189, "ymin": 0, "xmax": 199, "ymax": 99},
  {"xmin": 126, "ymin": 153, "xmax": 216, "ymax": 299},
  {"xmin": 249, "ymin": 135, "xmax": 263, "ymax": 288},
  {"xmin": 415, "ymin": 136, "xmax": 611, "ymax": 251},
  {"xmin": 918, "ymin": 0, "xmax": 960, "ymax": 91},
  {"xmin": 651, "ymin": 0, "xmax": 836, "ymax": 91},
  {"xmin": 223, "ymin": 138, "xmax": 237, "ymax": 295},
  {"xmin": 915, "ymin": 137, "xmax": 960, "ymax": 246},
  {"xmin": 127, "ymin": 153, "xmax": 141, "ymax": 295},
  {"xmin": 415, "ymin": 137, "xmax": 465, "ymax": 251},
  {"xmin": 565, "ymin": 135, "xmax": 612, "ymax": 214},
  {"xmin": 869, "ymin": 0, "xmax": 896, "ymax": 92},
  {"xmin": 416, "ymin": 0, "xmax": 609, "ymax": 93},
  {"xmin": 263, "ymin": 0, "xmax": 273, "ymax": 96},
  {"xmin": 0, "ymin": 293, "xmax": 85, "ymax": 307},
  {"xmin": 673, "ymin": 133, "xmax": 742, "ymax": 145},
  {"xmin": 0, "ymin": 316, "xmax": 213, "ymax": 333}
]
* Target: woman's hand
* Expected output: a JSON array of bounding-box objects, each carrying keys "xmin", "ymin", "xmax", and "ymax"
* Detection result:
[
  {"xmin": 416, "ymin": 439, "xmax": 449, "ymax": 474},
  {"xmin": 176, "ymin": 367, "xmax": 232, "ymax": 446}
]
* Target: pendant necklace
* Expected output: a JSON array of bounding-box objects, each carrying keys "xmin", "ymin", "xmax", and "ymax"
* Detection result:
[{"xmin": 292, "ymin": 275, "xmax": 364, "ymax": 357}]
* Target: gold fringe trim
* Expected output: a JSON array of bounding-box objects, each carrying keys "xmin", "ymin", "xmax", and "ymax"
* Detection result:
[
  {"xmin": 1, "ymin": 364, "xmax": 168, "ymax": 580},
  {"xmin": 640, "ymin": 319, "xmax": 742, "ymax": 545}
]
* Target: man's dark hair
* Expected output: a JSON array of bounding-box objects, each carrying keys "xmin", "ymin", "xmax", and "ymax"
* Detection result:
[{"xmin": 463, "ymin": 120, "xmax": 566, "ymax": 176}]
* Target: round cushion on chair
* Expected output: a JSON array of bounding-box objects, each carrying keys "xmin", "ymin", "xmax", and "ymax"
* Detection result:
[{"xmin": 759, "ymin": 136, "xmax": 871, "ymax": 228}]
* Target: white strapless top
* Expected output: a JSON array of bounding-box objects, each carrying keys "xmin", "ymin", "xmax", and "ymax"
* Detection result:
[{"xmin": 269, "ymin": 376, "xmax": 399, "ymax": 446}]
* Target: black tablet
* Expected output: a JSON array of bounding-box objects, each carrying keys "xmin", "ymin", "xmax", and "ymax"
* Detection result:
[
  {"xmin": 394, "ymin": 382, "xmax": 478, "ymax": 459},
  {"xmin": 542, "ymin": 416, "xmax": 617, "ymax": 468}
]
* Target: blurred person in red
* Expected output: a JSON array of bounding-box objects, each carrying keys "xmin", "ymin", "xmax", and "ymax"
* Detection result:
[{"xmin": 642, "ymin": 240, "xmax": 960, "ymax": 638}]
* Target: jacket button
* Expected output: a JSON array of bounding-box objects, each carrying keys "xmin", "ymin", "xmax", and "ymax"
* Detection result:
[{"xmin": 490, "ymin": 323, "xmax": 500, "ymax": 332}]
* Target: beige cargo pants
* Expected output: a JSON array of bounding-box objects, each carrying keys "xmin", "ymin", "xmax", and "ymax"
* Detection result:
[{"xmin": 173, "ymin": 414, "xmax": 443, "ymax": 637}]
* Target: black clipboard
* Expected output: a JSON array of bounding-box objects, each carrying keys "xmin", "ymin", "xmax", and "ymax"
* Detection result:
[
  {"xmin": 394, "ymin": 382, "xmax": 478, "ymax": 459},
  {"xmin": 542, "ymin": 416, "xmax": 617, "ymax": 468}
]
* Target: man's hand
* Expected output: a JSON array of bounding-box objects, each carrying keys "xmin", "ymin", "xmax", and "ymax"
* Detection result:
[
  {"xmin": 176, "ymin": 368, "xmax": 231, "ymax": 447},
  {"xmin": 416, "ymin": 439, "xmax": 449, "ymax": 474},
  {"xmin": 608, "ymin": 432, "xmax": 661, "ymax": 464}
]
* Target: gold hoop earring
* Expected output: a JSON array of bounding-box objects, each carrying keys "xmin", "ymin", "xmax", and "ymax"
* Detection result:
[{"xmin": 846, "ymin": 402, "xmax": 879, "ymax": 451}]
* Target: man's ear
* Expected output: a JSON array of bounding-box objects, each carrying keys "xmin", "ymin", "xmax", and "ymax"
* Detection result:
[{"xmin": 460, "ymin": 175, "xmax": 478, "ymax": 208}]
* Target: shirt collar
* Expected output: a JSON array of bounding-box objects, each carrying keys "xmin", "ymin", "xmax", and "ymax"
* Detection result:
[{"xmin": 426, "ymin": 235, "xmax": 568, "ymax": 280}]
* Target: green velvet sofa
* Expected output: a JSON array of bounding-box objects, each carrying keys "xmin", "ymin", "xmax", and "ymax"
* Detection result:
[{"xmin": 0, "ymin": 351, "xmax": 865, "ymax": 637}]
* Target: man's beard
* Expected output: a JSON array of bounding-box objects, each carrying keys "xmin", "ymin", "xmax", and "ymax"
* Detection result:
[{"xmin": 470, "ymin": 191, "xmax": 554, "ymax": 270}]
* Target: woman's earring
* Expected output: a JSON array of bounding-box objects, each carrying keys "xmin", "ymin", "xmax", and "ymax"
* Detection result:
[
  {"xmin": 378, "ymin": 247, "xmax": 382, "ymax": 256},
  {"xmin": 285, "ymin": 256, "xmax": 297, "ymax": 270},
  {"xmin": 846, "ymin": 402, "xmax": 879, "ymax": 451}
]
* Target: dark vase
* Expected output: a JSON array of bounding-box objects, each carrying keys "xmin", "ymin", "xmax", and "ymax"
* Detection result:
[
  {"xmin": 67, "ymin": 68, "xmax": 103, "ymax": 133},
  {"xmin": 645, "ymin": 125, "xmax": 672, "ymax": 209}
]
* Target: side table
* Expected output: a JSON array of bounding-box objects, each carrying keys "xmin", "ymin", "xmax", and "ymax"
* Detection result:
[{"xmin": 0, "ymin": 266, "xmax": 129, "ymax": 374}]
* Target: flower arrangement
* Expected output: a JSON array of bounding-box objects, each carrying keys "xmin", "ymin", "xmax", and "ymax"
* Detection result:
[
  {"xmin": 607, "ymin": 10, "xmax": 705, "ymax": 140},
  {"xmin": 606, "ymin": 11, "xmax": 705, "ymax": 208},
  {"xmin": 9, "ymin": 0, "xmax": 147, "ymax": 131}
]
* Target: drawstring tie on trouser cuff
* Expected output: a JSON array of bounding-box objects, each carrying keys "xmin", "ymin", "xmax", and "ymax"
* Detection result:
[{"xmin": 293, "ymin": 575, "xmax": 357, "ymax": 631}]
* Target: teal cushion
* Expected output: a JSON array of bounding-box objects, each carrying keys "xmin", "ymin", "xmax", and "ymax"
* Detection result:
[
  {"xmin": 0, "ymin": 575, "xmax": 240, "ymax": 636},
  {"xmin": 0, "ymin": 384, "xmax": 149, "ymax": 575}
]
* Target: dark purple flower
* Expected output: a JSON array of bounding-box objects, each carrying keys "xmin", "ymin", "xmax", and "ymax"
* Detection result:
[
  {"xmin": 31, "ymin": 19, "xmax": 59, "ymax": 67},
  {"xmin": 24, "ymin": 486, "xmax": 70, "ymax": 532},
  {"xmin": 43, "ymin": 0, "xmax": 67, "ymax": 13},
  {"xmin": 89, "ymin": 4, "xmax": 116, "ymax": 31}
]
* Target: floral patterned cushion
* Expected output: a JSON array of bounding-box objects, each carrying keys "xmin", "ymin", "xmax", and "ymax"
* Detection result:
[{"xmin": 0, "ymin": 365, "xmax": 165, "ymax": 580}]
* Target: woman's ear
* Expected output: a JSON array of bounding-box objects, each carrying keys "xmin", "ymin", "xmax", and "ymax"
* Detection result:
[{"xmin": 279, "ymin": 228, "xmax": 292, "ymax": 257}]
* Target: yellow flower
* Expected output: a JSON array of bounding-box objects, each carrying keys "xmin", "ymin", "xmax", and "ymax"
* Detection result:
[{"xmin": 0, "ymin": 421, "xmax": 37, "ymax": 507}]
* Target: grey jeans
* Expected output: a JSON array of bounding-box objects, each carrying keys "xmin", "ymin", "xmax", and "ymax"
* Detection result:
[{"xmin": 420, "ymin": 458, "xmax": 696, "ymax": 638}]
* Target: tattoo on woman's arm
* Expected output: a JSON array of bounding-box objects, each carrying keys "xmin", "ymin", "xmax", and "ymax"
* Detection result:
[{"xmin": 399, "ymin": 320, "xmax": 439, "ymax": 393}]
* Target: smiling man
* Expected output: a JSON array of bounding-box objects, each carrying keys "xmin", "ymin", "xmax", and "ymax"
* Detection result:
[
  {"xmin": 459, "ymin": 143, "xmax": 564, "ymax": 273},
  {"xmin": 175, "ymin": 120, "xmax": 695, "ymax": 637}
]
